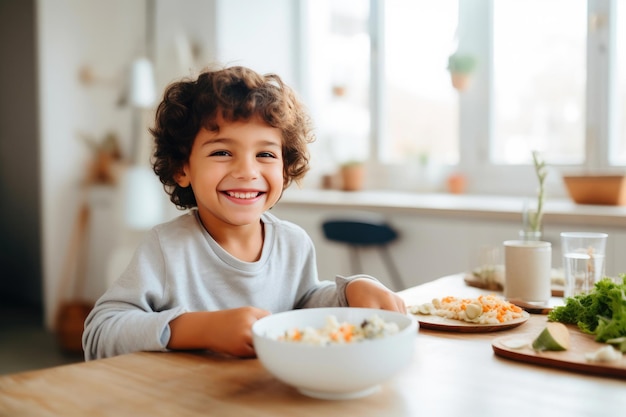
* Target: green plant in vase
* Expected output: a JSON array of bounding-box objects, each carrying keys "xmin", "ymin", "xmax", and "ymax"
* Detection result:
[{"xmin": 522, "ymin": 151, "xmax": 548, "ymax": 240}]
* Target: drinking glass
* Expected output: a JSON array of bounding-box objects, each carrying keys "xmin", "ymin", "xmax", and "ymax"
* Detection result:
[{"xmin": 560, "ymin": 232, "xmax": 608, "ymax": 298}]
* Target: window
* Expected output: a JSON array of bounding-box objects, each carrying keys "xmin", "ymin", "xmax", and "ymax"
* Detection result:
[
  {"xmin": 615, "ymin": 0, "xmax": 626, "ymax": 164},
  {"xmin": 302, "ymin": 0, "xmax": 626, "ymax": 195},
  {"xmin": 303, "ymin": 0, "xmax": 459, "ymax": 176},
  {"xmin": 492, "ymin": 0, "xmax": 587, "ymax": 165},
  {"xmin": 380, "ymin": 0, "xmax": 459, "ymax": 165},
  {"xmin": 303, "ymin": 0, "xmax": 371, "ymax": 173}
]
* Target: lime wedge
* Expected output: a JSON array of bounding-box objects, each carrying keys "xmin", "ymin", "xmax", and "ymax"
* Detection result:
[{"xmin": 532, "ymin": 322, "xmax": 570, "ymax": 351}]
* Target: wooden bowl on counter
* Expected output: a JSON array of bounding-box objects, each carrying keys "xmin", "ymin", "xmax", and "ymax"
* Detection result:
[{"xmin": 563, "ymin": 174, "xmax": 626, "ymax": 205}]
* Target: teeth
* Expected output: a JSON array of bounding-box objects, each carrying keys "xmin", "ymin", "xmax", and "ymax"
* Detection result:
[{"xmin": 227, "ymin": 191, "xmax": 260, "ymax": 199}]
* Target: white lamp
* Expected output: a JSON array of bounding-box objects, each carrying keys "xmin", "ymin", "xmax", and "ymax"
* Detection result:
[
  {"xmin": 123, "ymin": 55, "xmax": 162, "ymax": 230},
  {"xmin": 127, "ymin": 56, "xmax": 156, "ymax": 164},
  {"xmin": 122, "ymin": 165, "xmax": 164, "ymax": 230},
  {"xmin": 129, "ymin": 57, "xmax": 156, "ymax": 109}
]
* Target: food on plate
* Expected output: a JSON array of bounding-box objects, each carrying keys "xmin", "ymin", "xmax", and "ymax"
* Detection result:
[
  {"xmin": 408, "ymin": 294, "xmax": 524, "ymax": 324},
  {"xmin": 547, "ymin": 275, "xmax": 626, "ymax": 344},
  {"xmin": 532, "ymin": 322, "xmax": 571, "ymax": 352},
  {"xmin": 278, "ymin": 314, "xmax": 400, "ymax": 345},
  {"xmin": 468, "ymin": 264, "xmax": 504, "ymax": 290},
  {"xmin": 584, "ymin": 345, "xmax": 622, "ymax": 363}
]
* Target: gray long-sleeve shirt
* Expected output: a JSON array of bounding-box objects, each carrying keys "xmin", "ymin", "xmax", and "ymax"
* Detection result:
[{"xmin": 83, "ymin": 210, "xmax": 365, "ymax": 361}]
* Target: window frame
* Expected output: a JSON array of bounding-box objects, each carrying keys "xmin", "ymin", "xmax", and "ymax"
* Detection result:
[
  {"xmin": 455, "ymin": 0, "xmax": 624, "ymax": 197},
  {"xmin": 299, "ymin": 0, "xmax": 624, "ymax": 197}
]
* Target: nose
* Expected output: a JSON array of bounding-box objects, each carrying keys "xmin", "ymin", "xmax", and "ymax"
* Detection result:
[{"xmin": 232, "ymin": 155, "xmax": 259, "ymax": 180}]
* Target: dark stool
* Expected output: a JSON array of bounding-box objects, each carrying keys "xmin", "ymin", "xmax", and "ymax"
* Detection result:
[{"xmin": 321, "ymin": 214, "xmax": 404, "ymax": 290}]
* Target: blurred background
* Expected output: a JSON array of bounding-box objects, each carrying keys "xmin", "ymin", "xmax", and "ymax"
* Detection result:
[{"xmin": 2, "ymin": 0, "xmax": 626, "ymax": 370}]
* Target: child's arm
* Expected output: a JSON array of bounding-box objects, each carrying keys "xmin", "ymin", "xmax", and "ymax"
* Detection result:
[
  {"xmin": 345, "ymin": 279, "xmax": 406, "ymax": 313},
  {"xmin": 167, "ymin": 306, "xmax": 270, "ymax": 357}
]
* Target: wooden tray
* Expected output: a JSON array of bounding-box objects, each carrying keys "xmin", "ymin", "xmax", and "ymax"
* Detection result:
[
  {"xmin": 464, "ymin": 275, "xmax": 564, "ymax": 297},
  {"xmin": 492, "ymin": 328, "xmax": 626, "ymax": 379},
  {"xmin": 463, "ymin": 275, "xmax": 502, "ymax": 291}
]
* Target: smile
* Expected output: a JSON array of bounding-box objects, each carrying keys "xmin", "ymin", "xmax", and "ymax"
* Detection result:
[{"xmin": 225, "ymin": 191, "xmax": 263, "ymax": 199}]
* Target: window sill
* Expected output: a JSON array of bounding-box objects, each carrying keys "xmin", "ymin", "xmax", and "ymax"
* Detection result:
[{"xmin": 277, "ymin": 188, "xmax": 626, "ymax": 228}]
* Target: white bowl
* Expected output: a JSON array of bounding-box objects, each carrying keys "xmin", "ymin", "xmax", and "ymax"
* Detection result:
[{"xmin": 252, "ymin": 307, "xmax": 418, "ymax": 400}]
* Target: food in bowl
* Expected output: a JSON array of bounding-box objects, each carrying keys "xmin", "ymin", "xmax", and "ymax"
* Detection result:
[
  {"xmin": 252, "ymin": 307, "xmax": 417, "ymax": 400},
  {"xmin": 278, "ymin": 314, "xmax": 399, "ymax": 345}
]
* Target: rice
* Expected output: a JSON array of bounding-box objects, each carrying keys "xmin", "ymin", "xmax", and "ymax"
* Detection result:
[
  {"xmin": 409, "ymin": 294, "xmax": 524, "ymax": 324},
  {"xmin": 278, "ymin": 314, "xmax": 400, "ymax": 345}
]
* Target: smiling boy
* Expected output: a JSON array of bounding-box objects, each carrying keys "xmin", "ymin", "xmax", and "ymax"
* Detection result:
[{"xmin": 82, "ymin": 66, "xmax": 405, "ymax": 361}]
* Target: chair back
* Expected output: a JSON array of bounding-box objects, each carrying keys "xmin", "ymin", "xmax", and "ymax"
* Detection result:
[{"xmin": 322, "ymin": 219, "xmax": 398, "ymax": 246}]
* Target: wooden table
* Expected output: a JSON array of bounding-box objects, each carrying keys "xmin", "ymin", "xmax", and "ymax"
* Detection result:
[{"xmin": 1, "ymin": 274, "xmax": 625, "ymax": 417}]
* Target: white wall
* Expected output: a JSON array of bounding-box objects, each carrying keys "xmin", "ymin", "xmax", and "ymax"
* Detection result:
[
  {"xmin": 38, "ymin": 0, "xmax": 144, "ymax": 328},
  {"xmin": 154, "ymin": 0, "xmax": 217, "ymax": 88},
  {"xmin": 215, "ymin": 0, "xmax": 299, "ymax": 86},
  {"xmin": 37, "ymin": 0, "xmax": 299, "ymax": 328}
]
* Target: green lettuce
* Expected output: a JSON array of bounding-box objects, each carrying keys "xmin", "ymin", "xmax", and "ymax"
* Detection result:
[{"xmin": 547, "ymin": 275, "xmax": 626, "ymax": 344}]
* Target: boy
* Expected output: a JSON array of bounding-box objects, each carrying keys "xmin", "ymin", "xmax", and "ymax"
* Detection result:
[{"xmin": 82, "ymin": 66, "xmax": 405, "ymax": 360}]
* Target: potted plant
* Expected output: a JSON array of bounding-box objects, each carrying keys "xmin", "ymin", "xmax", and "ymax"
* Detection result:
[
  {"xmin": 339, "ymin": 160, "xmax": 365, "ymax": 191},
  {"xmin": 81, "ymin": 132, "xmax": 124, "ymax": 185},
  {"xmin": 447, "ymin": 53, "xmax": 477, "ymax": 91}
]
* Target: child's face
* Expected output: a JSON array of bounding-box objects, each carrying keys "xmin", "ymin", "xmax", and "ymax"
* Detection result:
[{"xmin": 176, "ymin": 117, "xmax": 284, "ymax": 231}]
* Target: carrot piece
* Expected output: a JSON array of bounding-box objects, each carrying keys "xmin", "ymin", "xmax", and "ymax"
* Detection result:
[{"xmin": 292, "ymin": 329, "xmax": 302, "ymax": 341}]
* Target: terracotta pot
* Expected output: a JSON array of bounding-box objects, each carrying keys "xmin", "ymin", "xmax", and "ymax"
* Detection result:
[
  {"xmin": 450, "ymin": 72, "xmax": 472, "ymax": 91},
  {"xmin": 55, "ymin": 301, "xmax": 93, "ymax": 353},
  {"xmin": 340, "ymin": 164, "xmax": 365, "ymax": 191},
  {"xmin": 447, "ymin": 173, "xmax": 467, "ymax": 194}
]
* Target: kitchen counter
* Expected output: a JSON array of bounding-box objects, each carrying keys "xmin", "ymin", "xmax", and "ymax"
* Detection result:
[
  {"xmin": 278, "ymin": 188, "xmax": 626, "ymax": 228},
  {"xmin": 273, "ymin": 189, "xmax": 626, "ymax": 286}
]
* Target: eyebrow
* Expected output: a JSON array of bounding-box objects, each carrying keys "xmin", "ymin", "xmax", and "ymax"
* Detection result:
[{"xmin": 199, "ymin": 137, "xmax": 282, "ymax": 148}]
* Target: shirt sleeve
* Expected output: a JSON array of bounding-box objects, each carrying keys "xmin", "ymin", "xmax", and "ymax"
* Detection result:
[
  {"xmin": 82, "ymin": 230, "xmax": 186, "ymax": 361},
  {"xmin": 296, "ymin": 274, "xmax": 381, "ymax": 308}
]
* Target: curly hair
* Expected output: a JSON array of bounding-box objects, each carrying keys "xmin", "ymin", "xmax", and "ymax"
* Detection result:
[{"xmin": 150, "ymin": 65, "xmax": 315, "ymax": 209}]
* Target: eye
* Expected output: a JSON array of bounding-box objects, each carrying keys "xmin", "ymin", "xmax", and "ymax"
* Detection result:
[
  {"xmin": 209, "ymin": 150, "xmax": 231, "ymax": 157},
  {"xmin": 257, "ymin": 151, "xmax": 277, "ymax": 158}
]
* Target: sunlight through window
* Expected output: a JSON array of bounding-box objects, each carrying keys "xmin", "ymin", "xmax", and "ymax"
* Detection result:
[{"xmin": 492, "ymin": 0, "xmax": 587, "ymax": 165}]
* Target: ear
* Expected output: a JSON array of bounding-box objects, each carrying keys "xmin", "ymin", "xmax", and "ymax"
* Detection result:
[{"xmin": 174, "ymin": 166, "xmax": 191, "ymax": 187}]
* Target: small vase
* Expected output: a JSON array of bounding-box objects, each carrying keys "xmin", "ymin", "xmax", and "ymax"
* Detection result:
[
  {"xmin": 519, "ymin": 230, "xmax": 542, "ymax": 241},
  {"xmin": 446, "ymin": 173, "xmax": 466, "ymax": 194}
]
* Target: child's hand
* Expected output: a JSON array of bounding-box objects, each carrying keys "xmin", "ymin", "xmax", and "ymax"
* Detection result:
[
  {"xmin": 345, "ymin": 279, "xmax": 406, "ymax": 313},
  {"xmin": 207, "ymin": 307, "xmax": 271, "ymax": 357},
  {"xmin": 168, "ymin": 306, "xmax": 270, "ymax": 358}
]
